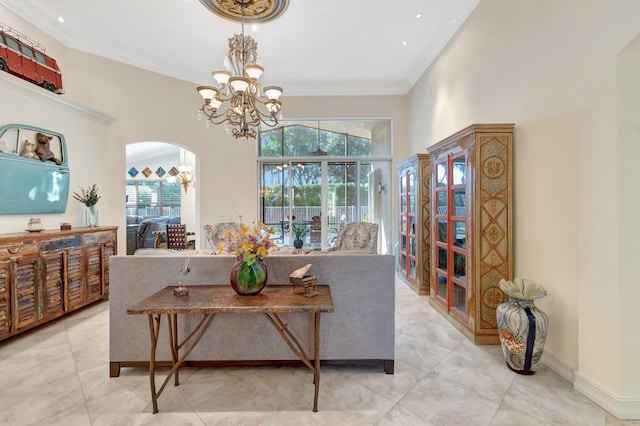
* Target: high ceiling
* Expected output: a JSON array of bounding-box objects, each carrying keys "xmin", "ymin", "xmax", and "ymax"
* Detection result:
[{"xmin": 0, "ymin": 0, "xmax": 480, "ymax": 96}]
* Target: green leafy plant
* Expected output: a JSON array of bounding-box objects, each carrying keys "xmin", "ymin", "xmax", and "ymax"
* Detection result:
[
  {"xmin": 72, "ymin": 184, "xmax": 101, "ymax": 207},
  {"xmin": 293, "ymin": 225, "xmax": 308, "ymax": 240}
]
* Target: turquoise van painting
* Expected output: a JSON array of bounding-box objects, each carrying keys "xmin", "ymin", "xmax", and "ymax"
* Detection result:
[{"xmin": 0, "ymin": 124, "xmax": 70, "ymax": 214}]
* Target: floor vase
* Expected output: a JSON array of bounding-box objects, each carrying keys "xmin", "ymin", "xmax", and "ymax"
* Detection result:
[
  {"xmin": 496, "ymin": 296, "xmax": 549, "ymax": 375},
  {"xmin": 229, "ymin": 257, "xmax": 267, "ymax": 295}
]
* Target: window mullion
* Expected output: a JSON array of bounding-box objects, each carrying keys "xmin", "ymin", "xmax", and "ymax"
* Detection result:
[{"xmin": 321, "ymin": 160, "xmax": 328, "ymax": 249}]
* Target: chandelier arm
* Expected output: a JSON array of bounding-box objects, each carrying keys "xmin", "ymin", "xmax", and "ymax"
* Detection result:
[
  {"xmin": 244, "ymin": 100, "xmax": 278, "ymax": 128},
  {"xmin": 200, "ymin": 104, "xmax": 234, "ymax": 125},
  {"xmin": 245, "ymin": 94, "xmax": 278, "ymax": 118},
  {"xmin": 260, "ymin": 116, "xmax": 279, "ymax": 128}
]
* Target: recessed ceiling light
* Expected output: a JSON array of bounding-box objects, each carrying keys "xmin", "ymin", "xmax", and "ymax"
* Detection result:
[
  {"xmin": 416, "ymin": 13, "xmax": 423, "ymax": 19},
  {"xmin": 57, "ymin": 16, "xmax": 65, "ymax": 23},
  {"xmin": 402, "ymin": 41, "xmax": 408, "ymax": 46}
]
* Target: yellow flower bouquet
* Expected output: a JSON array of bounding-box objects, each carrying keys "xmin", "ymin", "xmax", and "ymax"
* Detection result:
[{"xmin": 217, "ymin": 220, "xmax": 275, "ymax": 295}]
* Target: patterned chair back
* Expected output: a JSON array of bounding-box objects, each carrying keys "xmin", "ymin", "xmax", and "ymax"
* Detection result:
[{"xmin": 165, "ymin": 224, "xmax": 195, "ymax": 250}]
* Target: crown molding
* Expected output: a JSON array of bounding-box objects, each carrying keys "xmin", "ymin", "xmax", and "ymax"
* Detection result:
[{"xmin": 0, "ymin": 71, "xmax": 116, "ymax": 125}]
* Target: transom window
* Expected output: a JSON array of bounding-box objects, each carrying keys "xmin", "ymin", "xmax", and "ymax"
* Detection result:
[
  {"xmin": 260, "ymin": 124, "xmax": 373, "ymax": 157},
  {"xmin": 258, "ymin": 120, "xmax": 392, "ymax": 251}
]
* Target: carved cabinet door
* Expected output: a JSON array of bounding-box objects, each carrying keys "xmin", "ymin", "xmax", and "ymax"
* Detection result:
[
  {"xmin": 12, "ymin": 253, "xmax": 39, "ymax": 330},
  {"xmin": 0, "ymin": 261, "xmax": 11, "ymax": 338},
  {"xmin": 41, "ymin": 251, "xmax": 65, "ymax": 319}
]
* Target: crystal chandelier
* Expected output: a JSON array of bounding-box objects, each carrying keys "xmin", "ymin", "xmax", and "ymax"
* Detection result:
[{"xmin": 196, "ymin": 1, "xmax": 283, "ymax": 140}]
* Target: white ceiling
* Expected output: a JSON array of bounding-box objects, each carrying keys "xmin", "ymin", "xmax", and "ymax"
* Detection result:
[
  {"xmin": 126, "ymin": 142, "xmax": 180, "ymax": 164},
  {"xmin": 0, "ymin": 0, "xmax": 480, "ymax": 96}
]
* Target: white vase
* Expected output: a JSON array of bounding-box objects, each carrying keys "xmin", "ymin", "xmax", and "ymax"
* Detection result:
[{"xmin": 85, "ymin": 205, "xmax": 99, "ymax": 227}]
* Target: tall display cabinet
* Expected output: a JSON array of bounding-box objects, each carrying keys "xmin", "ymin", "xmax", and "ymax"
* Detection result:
[
  {"xmin": 397, "ymin": 154, "xmax": 431, "ymax": 295},
  {"xmin": 427, "ymin": 124, "xmax": 514, "ymax": 344}
]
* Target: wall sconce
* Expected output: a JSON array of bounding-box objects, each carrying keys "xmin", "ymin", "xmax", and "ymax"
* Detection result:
[
  {"xmin": 167, "ymin": 165, "xmax": 195, "ymax": 193},
  {"xmin": 377, "ymin": 182, "xmax": 385, "ymax": 193}
]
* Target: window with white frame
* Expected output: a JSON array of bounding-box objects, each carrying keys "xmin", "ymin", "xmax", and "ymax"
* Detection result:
[{"xmin": 258, "ymin": 120, "xmax": 392, "ymax": 251}]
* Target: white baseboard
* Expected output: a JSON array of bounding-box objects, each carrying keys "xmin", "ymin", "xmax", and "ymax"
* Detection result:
[
  {"xmin": 574, "ymin": 372, "xmax": 640, "ymax": 420},
  {"xmin": 542, "ymin": 349, "xmax": 640, "ymax": 420},
  {"xmin": 540, "ymin": 348, "xmax": 575, "ymax": 383}
]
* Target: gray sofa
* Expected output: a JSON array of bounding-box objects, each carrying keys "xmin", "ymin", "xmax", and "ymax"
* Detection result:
[
  {"xmin": 125, "ymin": 215, "xmax": 182, "ymax": 254},
  {"xmin": 109, "ymin": 253, "xmax": 395, "ymax": 377}
]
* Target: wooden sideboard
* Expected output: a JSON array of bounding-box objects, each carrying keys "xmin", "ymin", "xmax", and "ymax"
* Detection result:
[{"xmin": 0, "ymin": 226, "xmax": 117, "ymax": 341}]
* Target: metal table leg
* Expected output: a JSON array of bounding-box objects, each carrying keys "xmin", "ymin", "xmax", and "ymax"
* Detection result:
[{"xmin": 313, "ymin": 312, "xmax": 320, "ymax": 412}]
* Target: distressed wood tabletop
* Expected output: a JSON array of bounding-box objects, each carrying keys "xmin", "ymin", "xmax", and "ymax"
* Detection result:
[{"xmin": 127, "ymin": 284, "xmax": 334, "ymax": 315}]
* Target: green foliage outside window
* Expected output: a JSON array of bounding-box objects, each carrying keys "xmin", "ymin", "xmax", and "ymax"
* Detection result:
[
  {"xmin": 259, "ymin": 124, "xmax": 372, "ymax": 157},
  {"xmin": 263, "ymin": 183, "xmax": 369, "ymax": 207}
]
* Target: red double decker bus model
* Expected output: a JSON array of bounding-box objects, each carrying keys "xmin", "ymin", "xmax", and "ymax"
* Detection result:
[{"xmin": 0, "ymin": 22, "xmax": 64, "ymax": 94}]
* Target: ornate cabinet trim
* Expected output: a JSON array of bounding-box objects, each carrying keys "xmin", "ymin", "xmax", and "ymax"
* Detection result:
[{"xmin": 427, "ymin": 124, "xmax": 514, "ymax": 344}]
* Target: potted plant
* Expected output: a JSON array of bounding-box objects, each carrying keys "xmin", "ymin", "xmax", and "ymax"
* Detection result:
[
  {"xmin": 72, "ymin": 184, "xmax": 101, "ymax": 227},
  {"xmin": 293, "ymin": 225, "xmax": 307, "ymax": 249}
]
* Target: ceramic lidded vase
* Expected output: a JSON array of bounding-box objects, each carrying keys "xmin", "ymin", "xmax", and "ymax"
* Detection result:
[{"xmin": 496, "ymin": 278, "xmax": 549, "ymax": 375}]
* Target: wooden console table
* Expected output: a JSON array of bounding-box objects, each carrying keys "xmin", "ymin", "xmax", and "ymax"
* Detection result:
[{"xmin": 127, "ymin": 284, "xmax": 334, "ymax": 414}]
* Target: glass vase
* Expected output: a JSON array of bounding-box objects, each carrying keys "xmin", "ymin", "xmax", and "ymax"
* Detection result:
[
  {"xmin": 85, "ymin": 205, "xmax": 99, "ymax": 227},
  {"xmin": 229, "ymin": 257, "xmax": 267, "ymax": 296}
]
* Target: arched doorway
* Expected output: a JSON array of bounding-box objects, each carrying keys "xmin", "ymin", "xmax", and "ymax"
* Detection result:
[{"xmin": 125, "ymin": 141, "xmax": 197, "ymax": 254}]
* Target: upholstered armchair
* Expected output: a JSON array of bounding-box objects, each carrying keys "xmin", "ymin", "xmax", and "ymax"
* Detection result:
[
  {"xmin": 204, "ymin": 222, "xmax": 242, "ymax": 250},
  {"xmin": 331, "ymin": 222, "xmax": 378, "ymax": 253}
]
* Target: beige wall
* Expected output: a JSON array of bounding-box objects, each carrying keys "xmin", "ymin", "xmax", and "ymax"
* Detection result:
[
  {"xmin": 615, "ymin": 33, "xmax": 640, "ymax": 402},
  {"xmin": 407, "ymin": 0, "xmax": 640, "ymax": 418},
  {"xmin": 0, "ymin": 72, "xmax": 115, "ymax": 234}
]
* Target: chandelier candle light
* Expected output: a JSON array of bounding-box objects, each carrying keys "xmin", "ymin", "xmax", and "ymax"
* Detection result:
[{"xmin": 196, "ymin": 0, "xmax": 283, "ymax": 140}]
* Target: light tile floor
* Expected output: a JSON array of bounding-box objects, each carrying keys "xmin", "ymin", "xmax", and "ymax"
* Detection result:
[{"xmin": 0, "ymin": 277, "xmax": 638, "ymax": 425}]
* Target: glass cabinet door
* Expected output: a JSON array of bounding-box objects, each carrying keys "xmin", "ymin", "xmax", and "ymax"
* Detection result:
[
  {"xmin": 399, "ymin": 168, "xmax": 417, "ymax": 281},
  {"xmin": 433, "ymin": 154, "xmax": 468, "ymax": 318}
]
